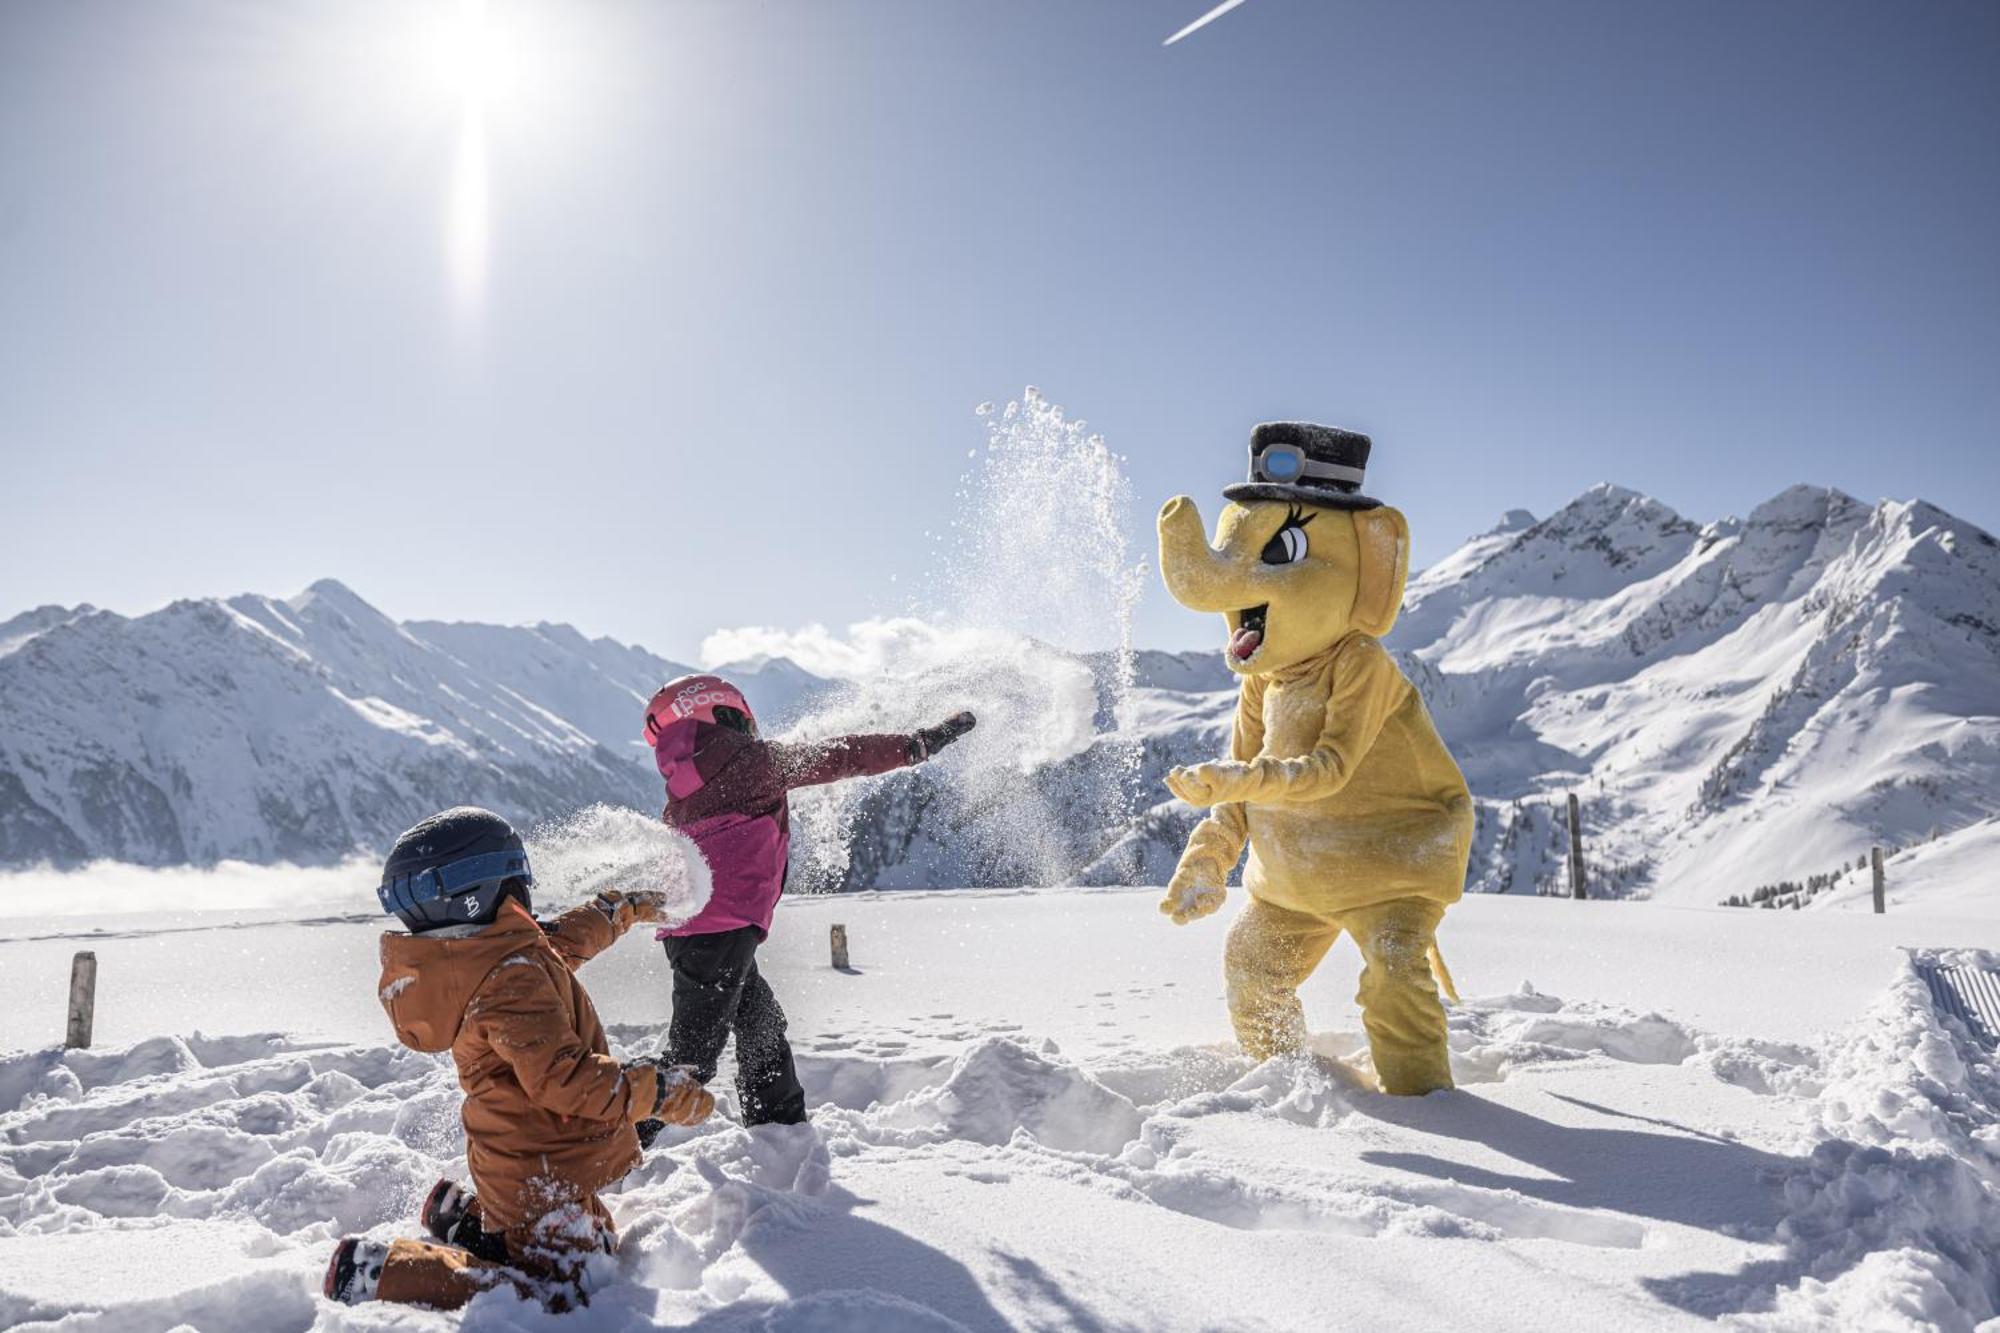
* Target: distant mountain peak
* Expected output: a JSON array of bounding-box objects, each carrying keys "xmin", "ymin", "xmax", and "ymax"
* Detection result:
[
  {"xmin": 289, "ymin": 578, "xmax": 378, "ymax": 616},
  {"xmin": 0, "ymin": 603, "xmax": 98, "ymax": 658},
  {"xmin": 1416, "ymin": 483, "xmax": 1699, "ymax": 599},
  {"xmin": 1892, "ymin": 495, "xmax": 1998, "ymax": 545},
  {"xmin": 1482, "ymin": 509, "xmax": 1537, "ymax": 538},
  {"xmin": 1744, "ymin": 484, "xmax": 1862, "ymax": 528},
  {"xmin": 1536, "ymin": 478, "xmax": 1680, "ymax": 520}
]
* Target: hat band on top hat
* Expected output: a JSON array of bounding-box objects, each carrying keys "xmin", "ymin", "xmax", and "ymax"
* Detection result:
[{"xmin": 1252, "ymin": 443, "xmax": 1366, "ymax": 489}]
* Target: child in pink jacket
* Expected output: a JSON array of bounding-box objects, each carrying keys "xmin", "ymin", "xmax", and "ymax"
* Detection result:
[{"xmin": 638, "ymin": 674, "xmax": 974, "ymax": 1136}]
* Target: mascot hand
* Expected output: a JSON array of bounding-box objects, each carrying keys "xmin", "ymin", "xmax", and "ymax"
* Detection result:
[
  {"xmin": 1165, "ymin": 762, "xmax": 1252, "ymax": 808},
  {"xmin": 1160, "ymin": 871, "xmax": 1227, "ymax": 926}
]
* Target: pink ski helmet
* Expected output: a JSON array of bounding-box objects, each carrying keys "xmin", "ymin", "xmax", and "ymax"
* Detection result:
[{"xmin": 643, "ymin": 674, "xmax": 755, "ymax": 744}]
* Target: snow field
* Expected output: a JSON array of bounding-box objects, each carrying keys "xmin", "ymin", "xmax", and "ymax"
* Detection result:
[{"xmin": 1, "ymin": 890, "xmax": 1996, "ymax": 1330}]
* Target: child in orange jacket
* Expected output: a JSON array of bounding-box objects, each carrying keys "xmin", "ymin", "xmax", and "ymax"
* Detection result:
[{"xmin": 323, "ymin": 806, "xmax": 712, "ymax": 1311}]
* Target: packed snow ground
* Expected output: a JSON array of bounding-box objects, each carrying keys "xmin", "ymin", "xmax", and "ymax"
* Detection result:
[{"xmin": 2, "ymin": 888, "xmax": 1997, "ymax": 1331}]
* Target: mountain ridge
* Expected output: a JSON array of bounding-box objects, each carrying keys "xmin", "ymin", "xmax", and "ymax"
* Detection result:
[{"xmin": 1, "ymin": 483, "xmax": 1993, "ymax": 912}]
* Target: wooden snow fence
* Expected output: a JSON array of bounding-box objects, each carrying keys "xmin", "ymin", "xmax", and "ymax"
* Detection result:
[{"xmin": 1915, "ymin": 955, "xmax": 2000, "ymax": 1049}]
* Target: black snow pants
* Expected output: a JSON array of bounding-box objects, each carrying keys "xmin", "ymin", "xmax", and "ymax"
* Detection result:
[{"xmin": 661, "ymin": 926, "xmax": 806, "ymax": 1126}]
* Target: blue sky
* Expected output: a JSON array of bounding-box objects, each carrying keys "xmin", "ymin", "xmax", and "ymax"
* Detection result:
[{"xmin": 3, "ymin": 0, "xmax": 1995, "ymax": 661}]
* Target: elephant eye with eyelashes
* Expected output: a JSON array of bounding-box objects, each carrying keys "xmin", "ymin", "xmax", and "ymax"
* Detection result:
[{"xmin": 1261, "ymin": 506, "xmax": 1315, "ymax": 566}]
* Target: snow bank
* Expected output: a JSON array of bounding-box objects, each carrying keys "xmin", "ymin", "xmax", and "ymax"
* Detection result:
[{"xmin": 1740, "ymin": 947, "xmax": 2000, "ymax": 1330}]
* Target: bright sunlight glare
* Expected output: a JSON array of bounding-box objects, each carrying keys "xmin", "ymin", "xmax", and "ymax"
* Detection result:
[
  {"xmin": 428, "ymin": 0, "xmax": 522, "ymax": 326},
  {"xmin": 428, "ymin": 0, "xmax": 522, "ymax": 106}
]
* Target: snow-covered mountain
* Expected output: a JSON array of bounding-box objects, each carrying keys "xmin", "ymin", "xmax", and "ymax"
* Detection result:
[
  {"xmin": 1401, "ymin": 483, "xmax": 2000, "ymax": 905},
  {"xmin": 3, "ymin": 482, "xmax": 1994, "ymax": 909},
  {"xmin": 0, "ymin": 574, "xmax": 902, "ymax": 870},
  {"xmin": 834, "ymin": 483, "xmax": 2000, "ymax": 908},
  {"xmin": 0, "ymin": 582, "xmax": 688, "ymax": 866}
]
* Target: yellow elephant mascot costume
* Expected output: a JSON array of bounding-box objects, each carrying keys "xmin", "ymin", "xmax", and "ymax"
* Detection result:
[{"xmin": 1158, "ymin": 422, "xmax": 1473, "ymax": 1096}]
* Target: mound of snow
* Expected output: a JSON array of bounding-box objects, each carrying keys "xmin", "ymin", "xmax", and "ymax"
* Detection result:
[
  {"xmin": 869, "ymin": 1037, "xmax": 1144, "ymax": 1155},
  {"xmin": 1744, "ymin": 947, "xmax": 2000, "ymax": 1328}
]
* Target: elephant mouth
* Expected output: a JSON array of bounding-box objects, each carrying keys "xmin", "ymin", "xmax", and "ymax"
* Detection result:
[{"xmin": 1228, "ymin": 604, "xmax": 1268, "ymax": 663}]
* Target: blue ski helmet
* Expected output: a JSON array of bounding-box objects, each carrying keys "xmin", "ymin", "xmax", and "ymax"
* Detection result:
[{"xmin": 378, "ymin": 807, "xmax": 532, "ymax": 932}]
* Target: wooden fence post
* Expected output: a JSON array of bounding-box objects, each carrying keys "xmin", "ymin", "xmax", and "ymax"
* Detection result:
[
  {"xmin": 1567, "ymin": 793, "xmax": 1587, "ymax": 900},
  {"xmin": 65, "ymin": 951, "xmax": 97, "ymax": 1049},
  {"xmin": 1871, "ymin": 846, "xmax": 1886, "ymax": 915},
  {"xmin": 830, "ymin": 924, "xmax": 850, "ymax": 971}
]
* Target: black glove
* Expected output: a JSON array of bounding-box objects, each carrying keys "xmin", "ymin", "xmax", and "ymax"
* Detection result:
[{"xmin": 912, "ymin": 711, "xmax": 977, "ymax": 761}]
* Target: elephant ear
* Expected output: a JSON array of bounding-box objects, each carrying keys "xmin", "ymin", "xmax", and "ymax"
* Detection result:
[{"xmin": 1349, "ymin": 506, "xmax": 1410, "ymax": 637}]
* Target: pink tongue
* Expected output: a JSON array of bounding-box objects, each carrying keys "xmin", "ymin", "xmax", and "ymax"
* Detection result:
[{"xmin": 1229, "ymin": 626, "xmax": 1263, "ymax": 661}]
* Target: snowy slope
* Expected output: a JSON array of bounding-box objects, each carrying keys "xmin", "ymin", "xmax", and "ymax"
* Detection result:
[
  {"xmin": 0, "ymin": 583, "xmax": 674, "ymax": 867},
  {"xmin": 406, "ymin": 618, "xmax": 688, "ymax": 775},
  {"xmin": 2, "ymin": 888, "xmax": 1996, "ymax": 1330},
  {"xmin": 1388, "ymin": 484, "xmax": 2000, "ymax": 906}
]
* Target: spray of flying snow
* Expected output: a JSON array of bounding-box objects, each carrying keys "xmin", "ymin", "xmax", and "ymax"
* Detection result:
[
  {"xmin": 947, "ymin": 389, "xmax": 1146, "ymax": 672},
  {"xmin": 777, "ymin": 388, "xmax": 1146, "ymax": 889},
  {"xmin": 525, "ymin": 804, "xmax": 713, "ymax": 926}
]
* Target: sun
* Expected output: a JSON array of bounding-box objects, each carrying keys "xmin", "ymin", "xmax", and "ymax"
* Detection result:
[{"xmin": 428, "ymin": 0, "xmax": 521, "ymax": 108}]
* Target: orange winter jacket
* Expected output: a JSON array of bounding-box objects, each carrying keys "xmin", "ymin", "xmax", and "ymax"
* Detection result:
[{"xmin": 377, "ymin": 896, "xmax": 660, "ymax": 1232}]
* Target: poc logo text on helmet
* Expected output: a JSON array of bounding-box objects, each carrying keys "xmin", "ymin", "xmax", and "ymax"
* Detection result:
[{"xmin": 672, "ymin": 685, "xmax": 733, "ymax": 719}]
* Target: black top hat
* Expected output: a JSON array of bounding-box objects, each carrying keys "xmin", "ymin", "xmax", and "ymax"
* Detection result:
[{"xmin": 1223, "ymin": 422, "xmax": 1382, "ymax": 510}]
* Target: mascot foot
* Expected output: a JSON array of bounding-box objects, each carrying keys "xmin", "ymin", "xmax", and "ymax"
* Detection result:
[{"xmin": 1375, "ymin": 1064, "xmax": 1454, "ymax": 1097}]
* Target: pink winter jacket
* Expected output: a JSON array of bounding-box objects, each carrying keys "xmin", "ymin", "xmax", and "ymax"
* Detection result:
[{"xmin": 654, "ymin": 724, "xmax": 918, "ymax": 937}]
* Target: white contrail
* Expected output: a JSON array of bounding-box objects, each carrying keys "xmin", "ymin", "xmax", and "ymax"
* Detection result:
[{"xmin": 1163, "ymin": 0, "xmax": 1249, "ymax": 46}]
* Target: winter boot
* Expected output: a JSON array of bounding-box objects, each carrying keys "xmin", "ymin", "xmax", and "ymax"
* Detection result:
[
  {"xmin": 323, "ymin": 1236, "xmax": 389, "ymax": 1304},
  {"xmin": 420, "ymin": 1178, "xmax": 471, "ymax": 1244},
  {"xmin": 419, "ymin": 1177, "xmax": 511, "ymax": 1263}
]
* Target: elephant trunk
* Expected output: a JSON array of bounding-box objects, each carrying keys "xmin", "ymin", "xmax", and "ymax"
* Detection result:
[{"xmin": 1158, "ymin": 496, "xmax": 1251, "ymax": 613}]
